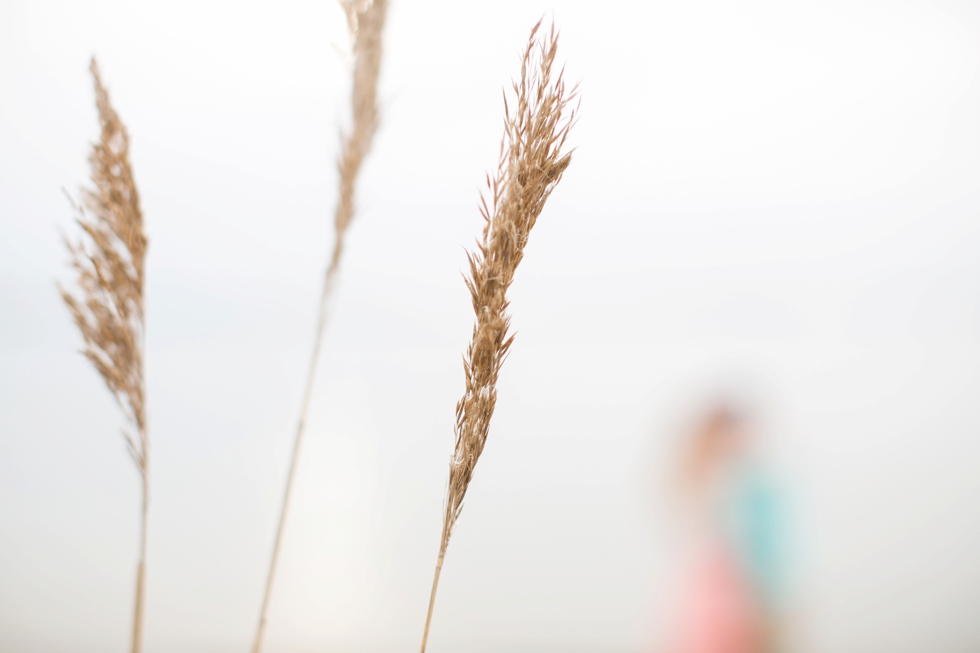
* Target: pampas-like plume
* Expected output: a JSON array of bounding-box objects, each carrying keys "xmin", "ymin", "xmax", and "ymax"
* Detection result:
[
  {"xmin": 60, "ymin": 57, "xmax": 149, "ymax": 653},
  {"xmin": 418, "ymin": 20, "xmax": 577, "ymax": 653},
  {"xmin": 251, "ymin": 2, "xmax": 387, "ymax": 651}
]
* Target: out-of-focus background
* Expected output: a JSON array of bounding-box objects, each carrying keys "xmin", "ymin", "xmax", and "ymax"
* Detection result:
[{"xmin": 2, "ymin": 0, "xmax": 980, "ymax": 651}]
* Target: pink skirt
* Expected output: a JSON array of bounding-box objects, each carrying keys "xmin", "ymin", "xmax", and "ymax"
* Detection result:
[{"xmin": 670, "ymin": 547, "xmax": 761, "ymax": 653}]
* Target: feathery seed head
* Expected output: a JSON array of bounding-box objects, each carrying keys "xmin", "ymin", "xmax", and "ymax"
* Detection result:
[
  {"xmin": 332, "ymin": 0, "xmax": 387, "ymax": 255},
  {"xmin": 61, "ymin": 57, "xmax": 148, "ymax": 471},
  {"xmin": 442, "ymin": 18, "xmax": 576, "ymax": 544}
]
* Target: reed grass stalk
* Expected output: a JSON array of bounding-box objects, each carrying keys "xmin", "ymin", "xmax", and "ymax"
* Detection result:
[
  {"xmin": 251, "ymin": 2, "xmax": 387, "ymax": 651},
  {"xmin": 418, "ymin": 20, "xmax": 577, "ymax": 653},
  {"xmin": 60, "ymin": 57, "xmax": 149, "ymax": 653}
]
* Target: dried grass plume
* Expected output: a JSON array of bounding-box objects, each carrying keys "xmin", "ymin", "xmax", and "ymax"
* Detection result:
[
  {"xmin": 251, "ymin": 2, "xmax": 387, "ymax": 652},
  {"xmin": 419, "ymin": 20, "xmax": 577, "ymax": 653},
  {"xmin": 60, "ymin": 57, "xmax": 150, "ymax": 653}
]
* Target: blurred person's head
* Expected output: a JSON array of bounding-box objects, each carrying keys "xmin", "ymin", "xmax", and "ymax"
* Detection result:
[{"xmin": 680, "ymin": 403, "xmax": 752, "ymax": 494}]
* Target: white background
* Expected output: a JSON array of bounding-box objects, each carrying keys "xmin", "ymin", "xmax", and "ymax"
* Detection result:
[{"xmin": 2, "ymin": 0, "xmax": 980, "ymax": 651}]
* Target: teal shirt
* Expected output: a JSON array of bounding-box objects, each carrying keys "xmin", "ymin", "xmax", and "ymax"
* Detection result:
[{"xmin": 725, "ymin": 462, "xmax": 785, "ymax": 611}]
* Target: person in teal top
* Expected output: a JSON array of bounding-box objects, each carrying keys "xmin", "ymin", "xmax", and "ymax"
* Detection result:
[
  {"xmin": 730, "ymin": 460, "xmax": 785, "ymax": 617},
  {"xmin": 668, "ymin": 403, "xmax": 787, "ymax": 653}
]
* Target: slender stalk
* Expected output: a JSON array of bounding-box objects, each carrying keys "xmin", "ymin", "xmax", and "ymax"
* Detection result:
[
  {"xmin": 132, "ymin": 376, "xmax": 149, "ymax": 653},
  {"xmin": 132, "ymin": 464, "xmax": 148, "ymax": 653},
  {"xmin": 418, "ymin": 20, "xmax": 576, "ymax": 653},
  {"xmin": 250, "ymin": 288, "xmax": 331, "ymax": 653},
  {"xmin": 251, "ymin": 2, "xmax": 387, "ymax": 651},
  {"xmin": 419, "ymin": 540, "xmax": 447, "ymax": 653}
]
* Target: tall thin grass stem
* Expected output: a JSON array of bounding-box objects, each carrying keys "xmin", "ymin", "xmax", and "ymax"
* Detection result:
[{"xmin": 251, "ymin": 2, "xmax": 387, "ymax": 651}]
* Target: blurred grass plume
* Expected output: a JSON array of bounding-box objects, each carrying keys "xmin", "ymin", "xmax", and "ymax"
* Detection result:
[
  {"xmin": 59, "ymin": 57, "xmax": 149, "ymax": 653},
  {"xmin": 251, "ymin": 2, "xmax": 388, "ymax": 652}
]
